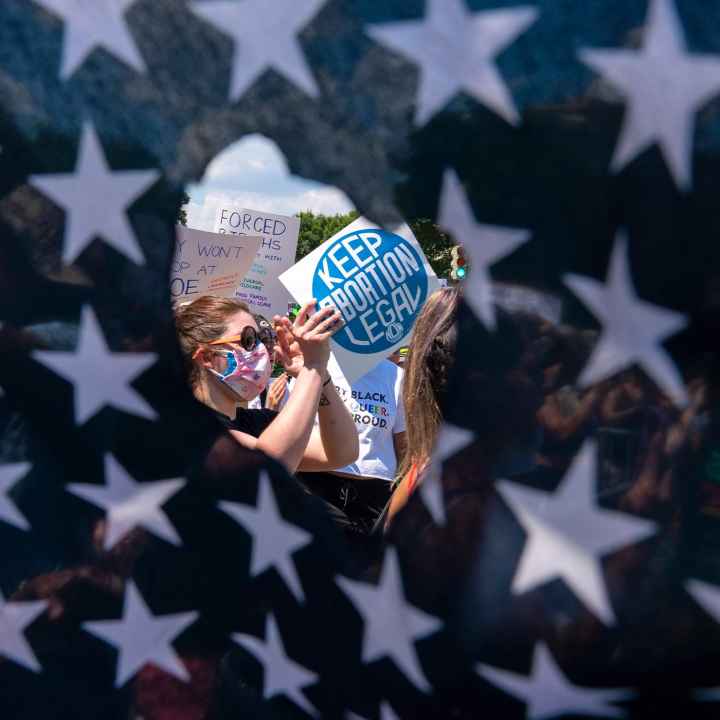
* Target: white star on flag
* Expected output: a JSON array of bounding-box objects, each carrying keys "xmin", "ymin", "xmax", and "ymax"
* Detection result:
[
  {"xmin": 419, "ymin": 422, "xmax": 475, "ymax": 526},
  {"xmin": 0, "ymin": 591, "xmax": 47, "ymax": 673},
  {"xmin": 368, "ymin": 0, "xmax": 538, "ymax": 126},
  {"xmin": 33, "ymin": 305, "xmax": 157, "ymax": 425},
  {"xmin": 496, "ymin": 440, "xmax": 657, "ymax": 625},
  {"xmin": 564, "ymin": 233, "xmax": 688, "ymax": 406},
  {"xmin": 346, "ymin": 702, "xmax": 401, "ymax": 720},
  {"xmin": 687, "ymin": 578, "xmax": 720, "ymax": 623},
  {"xmin": 381, "ymin": 705, "xmax": 401, "ymax": 720},
  {"xmin": 687, "ymin": 579, "xmax": 720, "ymax": 702},
  {"xmin": 579, "ymin": 0, "xmax": 720, "ymax": 190},
  {"xmin": 438, "ymin": 168, "xmax": 530, "ymax": 329},
  {"xmin": 0, "ymin": 462, "xmax": 31, "ymax": 531},
  {"xmin": 84, "ymin": 581, "xmax": 197, "ymax": 687},
  {"xmin": 67, "ymin": 453, "xmax": 185, "ymax": 550},
  {"xmin": 336, "ymin": 547, "xmax": 441, "ymax": 692},
  {"xmin": 29, "ymin": 122, "xmax": 160, "ymax": 265},
  {"xmin": 477, "ymin": 642, "xmax": 632, "ymax": 719},
  {"xmin": 219, "ymin": 471, "xmax": 312, "ymax": 603},
  {"xmin": 190, "ymin": 0, "xmax": 327, "ymax": 101},
  {"xmin": 32, "ymin": 0, "xmax": 146, "ymax": 79},
  {"xmin": 232, "ymin": 613, "xmax": 318, "ymax": 717}
]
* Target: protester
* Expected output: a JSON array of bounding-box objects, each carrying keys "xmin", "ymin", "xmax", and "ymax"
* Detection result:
[
  {"xmin": 287, "ymin": 353, "xmax": 407, "ymax": 533},
  {"xmin": 384, "ymin": 287, "xmax": 460, "ymax": 528},
  {"xmin": 380, "ymin": 287, "xmax": 553, "ymax": 660},
  {"xmin": 388, "ymin": 346, "xmax": 408, "ymax": 367},
  {"xmin": 174, "ymin": 295, "xmax": 359, "ymax": 474},
  {"xmin": 384, "ymin": 287, "xmax": 543, "ymax": 529},
  {"xmin": 246, "ymin": 313, "xmax": 278, "ymax": 410}
]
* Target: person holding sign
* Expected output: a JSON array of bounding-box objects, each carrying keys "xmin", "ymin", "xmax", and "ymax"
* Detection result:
[
  {"xmin": 279, "ymin": 219, "xmax": 441, "ymax": 387},
  {"xmin": 174, "ymin": 296, "xmax": 358, "ymax": 475},
  {"xmin": 279, "ymin": 355, "xmax": 407, "ymax": 534}
]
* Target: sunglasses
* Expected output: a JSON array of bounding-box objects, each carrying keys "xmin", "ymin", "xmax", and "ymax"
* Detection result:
[{"xmin": 209, "ymin": 325, "xmax": 276, "ymax": 352}]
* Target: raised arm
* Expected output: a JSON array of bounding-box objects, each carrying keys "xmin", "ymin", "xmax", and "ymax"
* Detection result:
[
  {"xmin": 271, "ymin": 311, "xmax": 358, "ymax": 472},
  {"xmin": 253, "ymin": 365, "xmax": 327, "ymax": 473},
  {"xmin": 235, "ymin": 301, "xmax": 348, "ymax": 474},
  {"xmin": 297, "ymin": 378, "xmax": 359, "ymax": 472}
]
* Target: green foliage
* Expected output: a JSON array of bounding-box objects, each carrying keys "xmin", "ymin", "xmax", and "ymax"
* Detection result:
[
  {"xmin": 295, "ymin": 211, "xmax": 454, "ymax": 278},
  {"xmin": 296, "ymin": 210, "xmax": 359, "ymax": 259},
  {"xmin": 177, "ymin": 192, "xmax": 190, "ymax": 226},
  {"xmin": 407, "ymin": 218, "xmax": 454, "ymax": 279}
]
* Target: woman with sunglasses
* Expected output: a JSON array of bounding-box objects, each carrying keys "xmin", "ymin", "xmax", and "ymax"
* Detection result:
[
  {"xmin": 245, "ymin": 314, "xmax": 284, "ymax": 410},
  {"xmin": 175, "ymin": 295, "xmax": 359, "ymax": 474}
]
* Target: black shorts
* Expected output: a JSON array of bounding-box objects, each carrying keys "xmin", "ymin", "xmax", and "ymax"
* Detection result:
[{"xmin": 295, "ymin": 471, "xmax": 392, "ymax": 535}]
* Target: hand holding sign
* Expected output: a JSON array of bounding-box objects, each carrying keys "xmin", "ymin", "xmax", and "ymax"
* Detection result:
[
  {"xmin": 280, "ymin": 218, "xmax": 440, "ymax": 383},
  {"xmin": 274, "ymin": 302, "xmax": 343, "ymax": 378},
  {"xmin": 313, "ymin": 229, "xmax": 427, "ymax": 352}
]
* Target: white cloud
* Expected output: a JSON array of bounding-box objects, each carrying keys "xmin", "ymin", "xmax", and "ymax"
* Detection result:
[
  {"xmin": 186, "ymin": 187, "xmax": 354, "ymax": 233},
  {"xmin": 186, "ymin": 134, "xmax": 355, "ymax": 227},
  {"xmin": 205, "ymin": 134, "xmax": 282, "ymax": 180},
  {"xmin": 185, "ymin": 200, "xmax": 216, "ymax": 232}
]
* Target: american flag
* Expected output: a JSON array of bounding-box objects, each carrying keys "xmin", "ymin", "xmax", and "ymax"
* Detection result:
[{"xmin": 0, "ymin": 0, "xmax": 719, "ymax": 718}]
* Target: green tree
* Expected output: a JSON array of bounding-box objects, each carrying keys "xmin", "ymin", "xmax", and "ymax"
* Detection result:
[
  {"xmin": 407, "ymin": 218, "xmax": 454, "ymax": 279},
  {"xmin": 296, "ymin": 210, "xmax": 359, "ymax": 259},
  {"xmin": 177, "ymin": 192, "xmax": 190, "ymax": 226},
  {"xmin": 295, "ymin": 212, "xmax": 455, "ymax": 279}
]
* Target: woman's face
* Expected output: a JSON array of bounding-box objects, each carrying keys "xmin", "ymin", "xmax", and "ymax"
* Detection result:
[{"xmin": 207, "ymin": 310, "xmax": 259, "ymax": 375}]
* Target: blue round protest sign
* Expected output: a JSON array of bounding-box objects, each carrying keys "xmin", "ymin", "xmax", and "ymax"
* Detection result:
[{"xmin": 312, "ymin": 229, "xmax": 429, "ymax": 355}]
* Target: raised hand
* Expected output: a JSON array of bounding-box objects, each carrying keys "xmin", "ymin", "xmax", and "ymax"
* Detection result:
[
  {"xmin": 272, "ymin": 320, "xmax": 304, "ymax": 378},
  {"xmin": 273, "ymin": 301, "xmax": 343, "ymax": 377},
  {"xmin": 266, "ymin": 373, "xmax": 289, "ymax": 410}
]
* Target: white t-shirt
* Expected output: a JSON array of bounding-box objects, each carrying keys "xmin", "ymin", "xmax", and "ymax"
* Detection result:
[
  {"xmin": 257, "ymin": 359, "xmax": 406, "ymax": 481},
  {"xmin": 317, "ymin": 357, "xmax": 406, "ymax": 482}
]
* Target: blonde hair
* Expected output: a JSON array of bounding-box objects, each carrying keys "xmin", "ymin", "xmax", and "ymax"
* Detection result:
[
  {"xmin": 397, "ymin": 287, "xmax": 460, "ymax": 482},
  {"xmin": 174, "ymin": 296, "xmax": 251, "ymax": 388}
]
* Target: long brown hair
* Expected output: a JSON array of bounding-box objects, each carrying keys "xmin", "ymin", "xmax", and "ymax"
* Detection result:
[
  {"xmin": 397, "ymin": 287, "xmax": 460, "ymax": 482},
  {"xmin": 173, "ymin": 296, "xmax": 251, "ymax": 388}
]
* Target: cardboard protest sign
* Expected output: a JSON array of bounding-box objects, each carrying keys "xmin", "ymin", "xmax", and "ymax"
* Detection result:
[
  {"xmin": 214, "ymin": 206, "xmax": 300, "ymax": 319},
  {"xmin": 171, "ymin": 227, "xmax": 261, "ymax": 303},
  {"xmin": 279, "ymin": 217, "xmax": 440, "ymax": 383}
]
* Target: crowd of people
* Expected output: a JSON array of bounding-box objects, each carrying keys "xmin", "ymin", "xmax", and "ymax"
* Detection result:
[
  {"xmin": 174, "ymin": 293, "xmax": 410, "ymax": 553},
  {"xmin": 172, "ymin": 288, "xmax": 715, "ymax": 557},
  {"xmin": 2, "ymin": 281, "xmax": 715, "ymax": 719}
]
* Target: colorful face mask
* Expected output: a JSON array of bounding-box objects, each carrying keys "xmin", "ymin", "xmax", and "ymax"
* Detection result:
[{"xmin": 207, "ymin": 341, "xmax": 272, "ymax": 402}]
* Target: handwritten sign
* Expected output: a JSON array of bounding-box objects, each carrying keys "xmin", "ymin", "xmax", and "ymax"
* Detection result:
[
  {"xmin": 214, "ymin": 207, "xmax": 300, "ymax": 319},
  {"xmin": 280, "ymin": 217, "xmax": 440, "ymax": 383},
  {"xmin": 171, "ymin": 227, "xmax": 261, "ymax": 303}
]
